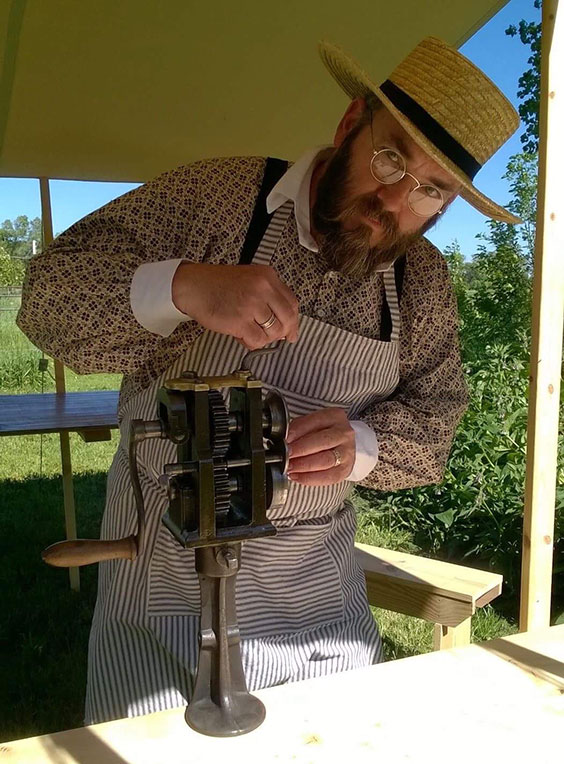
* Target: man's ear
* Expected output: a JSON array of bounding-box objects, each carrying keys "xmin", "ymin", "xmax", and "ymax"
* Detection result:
[{"xmin": 333, "ymin": 98, "xmax": 366, "ymax": 148}]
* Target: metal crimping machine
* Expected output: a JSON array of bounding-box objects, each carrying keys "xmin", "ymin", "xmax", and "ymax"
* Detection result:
[{"xmin": 42, "ymin": 351, "xmax": 289, "ymax": 737}]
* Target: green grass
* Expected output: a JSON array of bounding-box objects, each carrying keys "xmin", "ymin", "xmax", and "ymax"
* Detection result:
[
  {"xmin": 353, "ymin": 493, "xmax": 518, "ymax": 659},
  {"xmin": 0, "ymin": 474, "xmax": 105, "ymax": 741},
  {"xmin": 0, "ymin": 431, "xmax": 118, "ymax": 481},
  {"xmin": 0, "ymin": 304, "xmax": 121, "ymax": 739},
  {"xmin": 373, "ymin": 606, "xmax": 518, "ymax": 661},
  {"xmin": 0, "ymin": 298, "xmax": 121, "ymax": 392}
]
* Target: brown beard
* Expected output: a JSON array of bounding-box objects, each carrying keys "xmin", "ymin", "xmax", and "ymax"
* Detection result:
[{"xmin": 311, "ymin": 127, "xmax": 438, "ymax": 281}]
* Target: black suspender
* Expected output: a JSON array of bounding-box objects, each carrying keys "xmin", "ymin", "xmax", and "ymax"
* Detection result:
[
  {"xmin": 239, "ymin": 156, "xmax": 405, "ymax": 343},
  {"xmin": 379, "ymin": 255, "xmax": 406, "ymax": 342},
  {"xmin": 239, "ymin": 157, "xmax": 289, "ymax": 265}
]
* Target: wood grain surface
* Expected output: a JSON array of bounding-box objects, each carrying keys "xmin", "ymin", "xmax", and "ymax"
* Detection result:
[
  {"xmin": 0, "ymin": 391, "xmax": 119, "ymax": 436},
  {"xmin": 2, "ymin": 625, "xmax": 563, "ymax": 764}
]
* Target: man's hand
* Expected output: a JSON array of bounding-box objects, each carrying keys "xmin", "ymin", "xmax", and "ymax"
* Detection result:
[
  {"xmin": 172, "ymin": 263, "xmax": 299, "ymax": 349},
  {"xmin": 286, "ymin": 408, "xmax": 355, "ymax": 486}
]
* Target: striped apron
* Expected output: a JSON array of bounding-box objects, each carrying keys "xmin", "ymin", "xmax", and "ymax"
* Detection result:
[{"xmin": 84, "ymin": 201, "xmax": 401, "ymax": 724}]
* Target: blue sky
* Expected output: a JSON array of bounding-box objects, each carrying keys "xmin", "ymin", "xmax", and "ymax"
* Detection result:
[{"xmin": 0, "ymin": 0, "xmax": 540, "ymax": 256}]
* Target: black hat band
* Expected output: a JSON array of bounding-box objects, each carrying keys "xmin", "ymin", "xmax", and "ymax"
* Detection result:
[{"xmin": 380, "ymin": 79, "xmax": 481, "ymax": 179}]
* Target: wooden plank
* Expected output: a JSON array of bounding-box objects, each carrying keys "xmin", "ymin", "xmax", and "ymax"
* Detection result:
[
  {"xmin": 77, "ymin": 427, "xmax": 113, "ymax": 442},
  {"xmin": 475, "ymin": 586, "xmax": 503, "ymax": 609},
  {"xmin": 364, "ymin": 573, "xmax": 472, "ymax": 626},
  {"xmin": 355, "ymin": 543, "xmax": 503, "ymax": 604},
  {"xmin": 58, "ymin": 429, "xmax": 79, "ymax": 591},
  {"xmin": 520, "ymin": 0, "xmax": 564, "ymax": 632},
  {"xmin": 40, "ymin": 177, "xmax": 80, "ymax": 592},
  {"xmin": 0, "ymin": 391, "xmax": 119, "ymax": 436},
  {"xmin": 478, "ymin": 623, "xmax": 564, "ymax": 687},
  {"xmin": 2, "ymin": 625, "xmax": 563, "ymax": 763}
]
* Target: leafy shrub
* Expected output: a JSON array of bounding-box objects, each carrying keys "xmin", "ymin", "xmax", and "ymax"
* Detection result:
[
  {"xmin": 0, "ymin": 245, "xmax": 25, "ymax": 287},
  {"xmin": 358, "ymin": 342, "xmax": 564, "ymax": 596}
]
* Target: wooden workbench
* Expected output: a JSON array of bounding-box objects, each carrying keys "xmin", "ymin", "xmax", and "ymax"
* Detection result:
[
  {"xmin": 0, "ymin": 391, "xmax": 119, "ymax": 439},
  {"xmin": 2, "ymin": 625, "xmax": 563, "ymax": 763}
]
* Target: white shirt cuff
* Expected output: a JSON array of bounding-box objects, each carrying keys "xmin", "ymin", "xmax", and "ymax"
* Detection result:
[
  {"xmin": 347, "ymin": 420, "xmax": 379, "ymax": 481},
  {"xmin": 131, "ymin": 259, "xmax": 192, "ymax": 337}
]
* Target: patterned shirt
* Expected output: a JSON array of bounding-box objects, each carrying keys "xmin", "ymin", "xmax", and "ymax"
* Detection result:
[{"xmin": 17, "ymin": 155, "xmax": 468, "ymax": 491}]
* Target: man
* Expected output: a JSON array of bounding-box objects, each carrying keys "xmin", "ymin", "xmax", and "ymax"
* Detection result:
[{"xmin": 18, "ymin": 37, "xmax": 520, "ymax": 723}]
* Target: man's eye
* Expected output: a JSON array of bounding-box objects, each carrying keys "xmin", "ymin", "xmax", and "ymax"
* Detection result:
[
  {"xmin": 387, "ymin": 151, "xmax": 401, "ymax": 165},
  {"xmin": 423, "ymin": 186, "xmax": 441, "ymax": 199}
]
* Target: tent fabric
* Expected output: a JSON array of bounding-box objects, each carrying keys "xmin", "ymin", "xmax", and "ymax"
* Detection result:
[{"xmin": 1, "ymin": 0, "xmax": 510, "ymax": 183}]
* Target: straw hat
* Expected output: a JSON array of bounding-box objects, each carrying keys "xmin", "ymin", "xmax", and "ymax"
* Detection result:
[{"xmin": 319, "ymin": 37, "xmax": 521, "ymax": 224}]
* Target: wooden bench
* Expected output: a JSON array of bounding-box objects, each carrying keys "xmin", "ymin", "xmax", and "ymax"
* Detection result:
[{"xmin": 355, "ymin": 542, "xmax": 503, "ymax": 650}]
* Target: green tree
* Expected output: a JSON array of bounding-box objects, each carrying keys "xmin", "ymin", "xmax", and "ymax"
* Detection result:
[
  {"xmin": 467, "ymin": 232, "xmax": 531, "ymax": 358},
  {"xmin": 503, "ymin": 152, "xmax": 537, "ymax": 267},
  {"xmin": 443, "ymin": 240, "xmax": 475, "ymax": 347},
  {"xmin": 442, "ymin": 240, "xmax": 466, "ymax": 300},
  {"xmin": 0, "ymin": 242, "xmax": 26, "ymax": 286},
  {"xmin": 506, "ymin": 0, "xmax": 541, "ymax": 153},
  {"xmin": 0, "ymin": 216, "xmax": 42, "ymax": 261},
  {"xmin": 447, "ymin": 149, "xmax": 537, "ymax": 361}
]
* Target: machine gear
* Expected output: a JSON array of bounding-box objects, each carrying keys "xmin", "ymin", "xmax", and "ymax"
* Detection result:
[
  {"xmin": 208, "ymin": 388, "xmax": 230, "ymax": 456},
  {"xmin": 208, "ymin": 389, "xmax": 232, "ymax": 521}
]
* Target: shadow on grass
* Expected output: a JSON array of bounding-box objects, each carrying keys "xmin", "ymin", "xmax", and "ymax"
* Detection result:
[{"xmin": 0, "ymin": 473, "xmax": 107, "ymax": 742}]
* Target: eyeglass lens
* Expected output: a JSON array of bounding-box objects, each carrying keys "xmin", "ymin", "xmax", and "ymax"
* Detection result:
[{"xmin": 370, "ymin": 149, "xmax": 443, "ymax": 216}]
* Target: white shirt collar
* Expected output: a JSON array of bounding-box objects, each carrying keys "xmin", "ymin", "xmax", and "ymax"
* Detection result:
[{"xmin": 266, "ymin": 146, "xmax": 330, "ymax": 253}]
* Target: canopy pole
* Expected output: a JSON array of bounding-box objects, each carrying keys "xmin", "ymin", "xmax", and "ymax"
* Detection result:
[
  {"xmin": 519, "ymin": 0, "xmax": 564, "ymax": 632},
  {"xmin": 39, "ymin": 177, "xmax": 80, "ymax": 592}
]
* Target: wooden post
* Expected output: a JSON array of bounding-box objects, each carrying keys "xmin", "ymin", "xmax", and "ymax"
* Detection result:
[
  {"xmin": 519, "ymin": 0, "xmax": 564, "ymax": 632},
  {"xmin": 39, "ymin": 177, "xmax": 80, "ymax": 592},
  {"xmin": 433, "ymin": 619, "xmax": 471, "ymax": 651}
]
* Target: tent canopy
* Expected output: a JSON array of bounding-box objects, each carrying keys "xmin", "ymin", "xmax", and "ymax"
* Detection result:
[{"xmin": 1, "ymin": 0, "xmax": 510, "ymax": 183}]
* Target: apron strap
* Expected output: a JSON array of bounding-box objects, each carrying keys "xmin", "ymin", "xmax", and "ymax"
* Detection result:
[
  {"xmin": 380, "ymin": 255, "xmax": 405, "ymax": 343},
  {"xmin": 239, "ymin": 157, "xmax": 289, "ymax": 265},
  {"xmin": 239, "ymin": 155, "xmax": 404, "ymax": 344},
  {"xmin": 252, "ymin": 200, "xmax": 294, "ymax": 266}
]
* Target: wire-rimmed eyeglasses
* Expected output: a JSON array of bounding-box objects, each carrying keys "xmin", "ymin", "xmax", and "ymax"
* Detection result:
[{"xmin": 368, "ymin": 116, "xmax": 445, "ymax": 218}]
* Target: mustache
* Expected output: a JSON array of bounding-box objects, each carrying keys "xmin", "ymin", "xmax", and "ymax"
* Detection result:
[{"xmin": 326, "ymin": 193, "xmax": 399, "ymax": 241}]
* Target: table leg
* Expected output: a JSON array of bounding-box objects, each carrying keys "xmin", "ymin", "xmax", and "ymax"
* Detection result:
[
  {"xmin": 433, "ymin": 617, "xmax": 471, "ymax": 650},
  {"xmin": 59, "ymin": 430, "xmax": 80, "ymax": 591}
]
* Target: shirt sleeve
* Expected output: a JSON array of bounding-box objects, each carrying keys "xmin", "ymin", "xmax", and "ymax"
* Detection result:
[
  {"xmin": 131, "ymin": 259, "xmax": 192, "ymax": 337},
  {"xmin": 347, "ymin": 420, "xmax": 379, "ymax": 481},
  {"xmin": 16, "ymin": 163, "xmax": 209, "ymax": 375},
  {"xmin": 357, "ymin": 242, "xmax": 469, "ymax": 492}
]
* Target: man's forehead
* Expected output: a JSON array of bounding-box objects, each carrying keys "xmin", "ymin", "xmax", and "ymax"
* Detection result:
[{"xmin": 375, "ymin": 108, "xmax": 460, "ymax": 192}]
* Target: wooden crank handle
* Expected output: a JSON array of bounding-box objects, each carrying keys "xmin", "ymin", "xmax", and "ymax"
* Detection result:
[{"xmin": 41, "ymin": 536, "xmax": 138, "ymax": 567}]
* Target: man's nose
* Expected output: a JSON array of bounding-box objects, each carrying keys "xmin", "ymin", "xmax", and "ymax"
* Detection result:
[{"xmin": 374, "ymin": 177, "xmax": 412, "ymax": 213}]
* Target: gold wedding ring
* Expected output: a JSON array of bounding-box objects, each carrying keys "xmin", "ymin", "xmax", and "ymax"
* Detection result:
[
  {"xmin": 332, "ymin": 448, "xmax": 342, "ymax": 467},
  {"xmin": 257, "ymin": 312, "xmax": 277, "ymax": 330}
]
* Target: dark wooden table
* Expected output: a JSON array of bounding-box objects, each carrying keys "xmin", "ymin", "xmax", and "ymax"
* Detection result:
[
  {"xmin": 0, "ymin": 390, "xmax": 120, "ymax": 590},
  {"xmin": 0, "ymin": 390, "xmax": 119, "ymax": 440}
]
